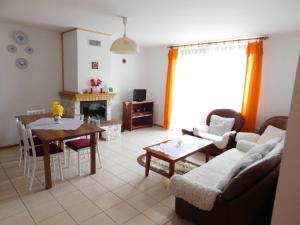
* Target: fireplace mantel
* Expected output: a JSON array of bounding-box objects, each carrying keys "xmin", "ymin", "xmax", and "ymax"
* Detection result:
[{"xmin": 59, "ymin": 91, "xmax": 117, "ymax": 102}]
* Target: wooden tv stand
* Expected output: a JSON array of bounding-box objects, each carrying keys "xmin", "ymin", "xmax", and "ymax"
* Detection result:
[{"xmin": 123, "ymin": 101, "xmax": 154, "ymax": 131}]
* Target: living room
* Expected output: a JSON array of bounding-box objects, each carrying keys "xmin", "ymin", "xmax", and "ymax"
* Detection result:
[{"xmin": 0, "ymin": 1, "xmax": 300, "ymax": 225}]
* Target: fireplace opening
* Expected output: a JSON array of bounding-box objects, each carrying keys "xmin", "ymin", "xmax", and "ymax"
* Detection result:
[{"xmin": 80, "ymin": 100, "xmax": 107, "ymax": 120}]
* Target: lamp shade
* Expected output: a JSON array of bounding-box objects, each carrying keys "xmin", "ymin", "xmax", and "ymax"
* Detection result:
[{"xmin": 110, "ymin": 36, "xmax": 140, "ymax": 54}]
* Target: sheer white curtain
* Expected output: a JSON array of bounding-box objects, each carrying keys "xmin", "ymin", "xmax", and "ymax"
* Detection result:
[{"xmin": 171, "ymin": 42, "xmax": 247, "ymax": 129}]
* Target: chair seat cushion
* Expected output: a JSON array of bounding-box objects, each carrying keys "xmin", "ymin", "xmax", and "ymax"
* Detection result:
[
  {"xmin": 65, "ymin": 138, "xmax": 91, "ymax": 150},
  {"xmin": 30, "ymin": 144, "xmax": 63, "ymax": 157},
  {"xmin": 21, "ymin": 137, "xmax": 43, "ymax": 146}
]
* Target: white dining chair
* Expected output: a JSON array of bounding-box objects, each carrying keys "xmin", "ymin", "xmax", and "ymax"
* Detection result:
[
  {"xmin": 60, "ymin": 114, "xmax": 85, "ymax": 166},
  {"xmin": 65, "ymin": 117, "xmax": 102, "ymax": 176},
  {"xmin": 16, "ymin": 119, "xmax": 43, "ymax": 175},
  {"xmin": 26, "ymin": 108, "xmax": 46, "ymax": 115},
  {"xmin": 21, "ymin": 125, "xmax": 64, "ymax": 191}
]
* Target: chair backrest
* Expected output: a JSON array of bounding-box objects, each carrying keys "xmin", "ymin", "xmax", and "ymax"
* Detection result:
[
  {"xmin": 26, "ymin": 109, "xmax": 46, "ymax": 115},
  {"xmin": 258, "ymin": 116, "xmax": 288, "ymax": 134},
  {"xmin": 20, "ymin": 124, "xmax": 37, "ymax": 158},
  {"xmin": 74, "ymin": 114, "xmax": 84, "ymax": 122},
  {"xmin": 20, "ymin": 124, "xmax": 30, "ymax": 155},
  {"xmin": 206, "ymin": 109, "xmax": 245, "ymax": 132},
  {"xmin": 87, "ymin": 117, "xmax": 101, "ymax": 140},
  {"xmin": 16, "ymin": 118, "xmax": 23, "ymax": 145}
]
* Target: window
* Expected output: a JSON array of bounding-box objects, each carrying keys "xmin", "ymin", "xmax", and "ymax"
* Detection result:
[{"xmin": 171, "ymin": 42, "xmax": 247, "ymax": 129}]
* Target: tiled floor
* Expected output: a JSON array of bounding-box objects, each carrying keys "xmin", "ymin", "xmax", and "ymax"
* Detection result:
[{"xmin": 0, "ymin": 127, "xmax": 205, "ymax": 225}]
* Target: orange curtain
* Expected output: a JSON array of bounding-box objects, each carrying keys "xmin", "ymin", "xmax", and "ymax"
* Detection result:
[
  {"xmin": 241, "ymin": 40, "xmax": 264, "ymax": 131},
  {"xmin": 163, "ymin": 48, "xmax": 178, "ymax": 129}
]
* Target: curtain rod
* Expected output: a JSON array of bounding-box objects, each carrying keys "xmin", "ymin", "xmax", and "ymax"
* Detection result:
[{"xmin": 168, "ymin": 36, "xmax": 269, "ymax": 49}]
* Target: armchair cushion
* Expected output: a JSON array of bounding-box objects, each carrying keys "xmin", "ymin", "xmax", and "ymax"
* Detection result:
[
  {"xmin": 209, "ymin": 115, "xmax": 235, "ymax": 136},
  {"xmin": 236, "ymin": 140, "xmax": 258, "ymax": 152},
  {"xmin": 257, "ymin": 125, "xmax": 286, "ymax": 144},
  {"xmin": 235, "ymin": 132, "xmax": 261, "ymax": 143},
  {"xmin": 199, "ymin": 131, "xmax": 236, "ymax": 149}
]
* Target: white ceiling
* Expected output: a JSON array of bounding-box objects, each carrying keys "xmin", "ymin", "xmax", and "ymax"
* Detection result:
[{"xmin": 1, "ymin": 0, "xmax": 300, "ymax": 47}]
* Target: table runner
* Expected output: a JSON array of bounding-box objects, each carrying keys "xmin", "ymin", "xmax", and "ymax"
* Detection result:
[{"xmin": 27, "ymin": 117, "xmax": 83, "ymax": 130}]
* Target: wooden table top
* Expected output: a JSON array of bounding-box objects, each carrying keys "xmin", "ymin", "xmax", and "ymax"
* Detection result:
[
  {"xmin": 143, "ymin": 135, "xmax": 213, "ymax": 162},
  {"xmin": 16, "ymin": 113, "xmax": 104, "ymax": 142}
]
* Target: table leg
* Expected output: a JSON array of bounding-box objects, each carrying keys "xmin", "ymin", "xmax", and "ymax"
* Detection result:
[
  {"xmin": 43, "ymin": 141, "xmax": 52, "ymax": 189},
  {"xmin": 145, "ymin": 152, "xmax": 151, "ymax": 176},
  {"xmin": 169, "ymin": 162, "xmax": 175, "ymax": 178},
  {"xmin": 90, "ymin": 133, "xmax": 96, "ymax": 174}
]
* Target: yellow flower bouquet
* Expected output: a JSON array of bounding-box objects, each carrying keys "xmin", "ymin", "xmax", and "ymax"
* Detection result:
[{"xmin": 52, "ymin": 101, "xmax": 64, "ymax": 123}]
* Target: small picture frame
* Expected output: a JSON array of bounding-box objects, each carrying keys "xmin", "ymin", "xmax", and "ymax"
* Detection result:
[{"xmin": 91, "ymin": 62, "xmax": 99, "ymax": 69}]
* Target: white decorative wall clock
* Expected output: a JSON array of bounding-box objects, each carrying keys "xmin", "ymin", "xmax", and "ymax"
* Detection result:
[
  {"xmin": 15, "ymin": 58, "xmax": 29, "ymax": 69},
  {"xmin": 6, "ymin": 44, "xmax": 17, "ymax": 53},
  {"xmin": 12, "ymin": 31, "xmax": 29, "ymax": 45},
  {"xmin": 25, "ymin": 46, "xmax": 34, "ymax": 54}
]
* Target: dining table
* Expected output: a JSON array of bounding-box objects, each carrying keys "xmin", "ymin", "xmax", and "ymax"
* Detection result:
[{"xmin": 16, "ymin": 113, "xmax": 104, "ymax": 189}]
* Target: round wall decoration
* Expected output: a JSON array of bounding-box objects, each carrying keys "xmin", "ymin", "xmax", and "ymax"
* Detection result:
[
  {"xmin": 6, "ymin": 44, "xmax": 17, "ymax": 53},
  {"xmin": 25, "ymin": 46, "xmax": 34, "ymax": 54},
  {"xmin": 12, "ymin": 31, "xmax": 29, "ymax": 45},
  {"xmin": 15, "ymin": 58, "xmax": 29, "ymax": 69}
]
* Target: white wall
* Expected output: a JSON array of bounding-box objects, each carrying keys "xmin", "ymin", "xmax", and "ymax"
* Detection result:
[
  {"xmin": 77, "ymin": 30, "xmax": 111, "ymax": 92},
  {"xmin": 63, "ymin": 30, "xmax": 78, "ymax": 92},
  {"xmin": 0, "ymin": 21, "xmax": 61, "ymax": 147},
  {"xmin": 257, "ymin": 31, "xmax": 300, "ymax": 125},
  {"xmin": 271, "ymin": 55, "xmax": 300, "ymax": 225},
  {"xmin": 142, "ymin": 47, "xmax": 168, "ymax": 125},
  {"xmin": 109, "ymin": 51, "xmax": 147, "ymax": 120}
]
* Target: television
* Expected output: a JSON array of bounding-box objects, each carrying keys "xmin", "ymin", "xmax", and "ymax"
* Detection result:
[{"xmin": 133, "ymin": 89, "xmax": 146, "ymax": 102}]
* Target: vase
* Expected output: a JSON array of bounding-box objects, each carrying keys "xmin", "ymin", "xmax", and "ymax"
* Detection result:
[{"xmin": 54, "ymin": 116, "xmax": 62, "ymax": 124}]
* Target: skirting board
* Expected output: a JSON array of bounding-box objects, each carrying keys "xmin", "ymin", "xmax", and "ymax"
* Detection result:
[
  {"xmin": 0, "ymin": 144, "xmax": 18, "ymax": 150},
  {"xmin": 153, "ymin": 123, "xmax": 164, "ymax": 128}
]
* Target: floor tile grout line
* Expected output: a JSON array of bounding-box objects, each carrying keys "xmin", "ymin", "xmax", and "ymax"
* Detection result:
[
  {"xmin": 46, "ymin": 180, "xmax": 81, "ymax": 225},
  {"xmin": 0, "ymin": 162, "xmax": 38, "ymax": 225}
]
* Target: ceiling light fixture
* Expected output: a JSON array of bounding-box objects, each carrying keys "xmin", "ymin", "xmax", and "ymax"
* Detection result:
[{"xmin": 110, "ymin": 17, "xmax": 139, "ymax": 54}]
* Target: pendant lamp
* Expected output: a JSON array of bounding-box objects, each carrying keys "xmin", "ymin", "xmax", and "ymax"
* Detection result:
[{"xmin": 110, "ymin": 17, "xmax": 139, "ymax": 54}]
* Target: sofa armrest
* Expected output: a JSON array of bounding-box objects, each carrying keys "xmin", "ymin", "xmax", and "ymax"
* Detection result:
[
  {"xmin": 170, "ymin": 175, "xmax": 221, "ymax": 211},
  {"xmin": 236, "ymin": 140, "xmax": 258, "ymax": 152},
  {"xmin": 193, "ymin": 125, "xmax": 209, "ymax": 136},
  {"xmin": 235, "ymin": 132, "xmax": 260, "ymax": 143},
  {"xmin": 182, "ymin": 128, "xmax": 197, "ymax": 137}
]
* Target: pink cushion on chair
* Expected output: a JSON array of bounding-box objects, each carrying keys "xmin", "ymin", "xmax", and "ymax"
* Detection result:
[
  {"xmin": 30, "ymin": 144, "xmax": 63, "ymax": 157},
  {"xmin": 65, "ymin": 138, "xmax": 91, "ymax": 151}
]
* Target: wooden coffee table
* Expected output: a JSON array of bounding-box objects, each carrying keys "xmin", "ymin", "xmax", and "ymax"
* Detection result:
[{"xmin": 143, "ymin": 135, "xmax": 213, "ymax": 178}]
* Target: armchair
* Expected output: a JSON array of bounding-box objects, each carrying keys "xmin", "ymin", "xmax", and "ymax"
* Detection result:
[
  {"xmin": 182, "ymin": 109, "xmax": 244, "ymax": 156},
  {"xmin": 236, "ymin": 116, "xmax": 288, "ymax": 152}
]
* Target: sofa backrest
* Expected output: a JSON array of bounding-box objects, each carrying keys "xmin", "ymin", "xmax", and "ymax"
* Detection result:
[
  {"xmin": 221, "ymin": 153, "xmax": 281, "ymax": 201},
  {"xmin": 258, "ymin": 116, "xmax": 288, "ymax": 134},
  {"xmin": 206, "ymin": 109, "xmax": 244, "ymax": 132}
]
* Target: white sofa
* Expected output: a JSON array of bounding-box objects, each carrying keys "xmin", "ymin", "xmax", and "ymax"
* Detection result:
[{"xmin": 169, "ymin": 116, "xmax": 288, "ymax": 225}]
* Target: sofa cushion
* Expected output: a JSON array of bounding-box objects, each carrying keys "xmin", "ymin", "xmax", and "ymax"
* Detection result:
[
  {"xmin": 236, "ymin": 140, "xmax": 258, "ymax": 152},
  {"xmin": 235, "ymin": 132, "xmax": 261, "ymax": 143},
  {"xmin": 209, "ymin": 115, "xmax": 235, "ymax": 136},
  {"xmin": 222, "ymin": 149, "xmax": 282, "ymax": 201},
  {"xmin": 257, "ymin": 125, "xmax": 286, "ymax": 144},
  {"xmin": 216, "ymin": 151, "xmax": 264, "ymax": 191},
  {"xmin": 169, "ymin": 148, "xmax": 245, "ymax": 210},
  {"xmin": 243, "ymin": 140, "xmax": 277, "ymax": 158}
]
